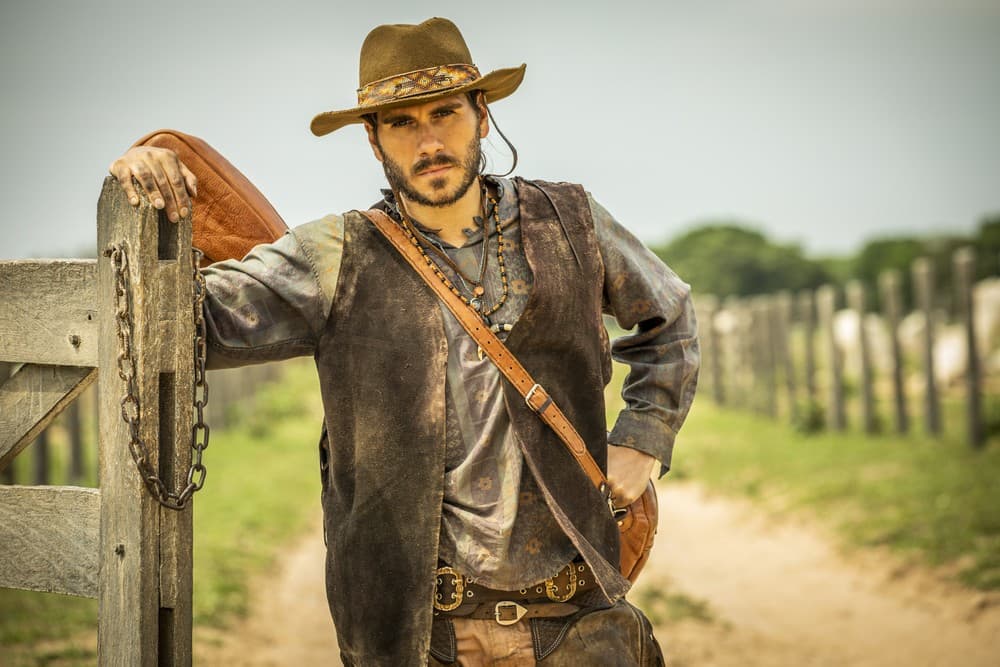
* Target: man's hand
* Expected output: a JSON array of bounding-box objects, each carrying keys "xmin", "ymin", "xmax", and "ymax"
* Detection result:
[
  {"xmin": 606, "ymin": 444, "xmax": 657, "ymax": 508},
  {"xmin": 108, "ymin": 146, "xmax": 198, "ymax": 223}
]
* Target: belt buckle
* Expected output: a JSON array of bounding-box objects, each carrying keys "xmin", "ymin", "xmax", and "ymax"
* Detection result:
[
  {"xmin": 544, "ymin": 564, "xmax": 578, "ymax": 602},
  {"xmin": 495, "ymin": 601, "xmax": 527, "ymax": 626},
  {"xmin": 434, "ymin": 566, "xmax": 465, "ymax": 612}
]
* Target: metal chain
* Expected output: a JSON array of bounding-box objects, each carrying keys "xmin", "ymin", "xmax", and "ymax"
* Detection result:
[{"xmin": 104, "ymin": 243, "xmax": 210, "ymax": 510}]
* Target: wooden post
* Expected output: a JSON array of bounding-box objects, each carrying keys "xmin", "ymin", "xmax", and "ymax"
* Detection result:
[
  {"xmin": 798, "ymin": 290, "xmax": 817, "ymax": 405},
  {"xmin": 704, "ymin": 295, "xmax": 724, "ymax": 405},
  {"xmin": 776, "ymin": 291, "xmax": 797, "ymax": 423},
  {"xmin": 97, "ymin": 177, "xmax": 194, "ymax": 665},
  {"xmin": 762, "ymin": 296, "xmax": 778, "ymax": 418},
  {"xmin": 817, "ymin": 285, "xmax": 845, "ymax": 430},
  {"xmin": 32, "ymin": 430, "xmax": 50, "ymax": 485},
  {"xmin": 912, "ymin": 257, "xmax": 941, "ymax": 436},
  {"xmin": 954, "ymin": 247, "xmax": 984, "ymax": 448},
  {"xmin": 879, "ymin": 270, "xmax": 909, "ymax": 434},
  {"xmin": 847, "ymin": 281, "xmax": 877, "ymax": 433},
  {"xmin": 0, "ymin": 363, "xmax": 12, "ymax": 485},
  {"xmin": 68, "ymin": 397, "xmax": 84, "ymax": 484}
]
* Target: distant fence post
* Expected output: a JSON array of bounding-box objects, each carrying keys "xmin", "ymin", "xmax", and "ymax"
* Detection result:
[
  {"xmin": 32, "ymin": 430, "xmax": 50, "ymax": 485},
  {"xmin": 67, "ymin": 397, "xmax": 84, "ymax": 484},
  {"xmin": 878, "ymin": 269, "xmax": 909, "ymax": 434},
  {"xmin": 701, "ymin": 295, "xmax": 724, "ymax": 406},
  {"xmin": 912, "ymin": 257, "xmax": 941, "ymax": 436},
  {"xmin": 817, "ymin": 285, "xmax": 845, "ymax": 430},
  {"xmin": 776, "ymin": 291, "xmax": 797, "ymax": 423},
  {"xmin": 954, "ymin": 247, "xmax": 984, "ymax": 448},
  {"xmin": 847, "ymin": 280, "xmax": 876, "ymax": 434},
  {"xmin": 798, "ymin": 290, "xmax": 817, "ymax": 406},
  {"xmin": 0, "ymin": 363, "xmax": 13, "ymax": 484}
]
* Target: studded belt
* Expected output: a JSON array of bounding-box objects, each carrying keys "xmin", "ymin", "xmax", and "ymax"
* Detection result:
[{"xmin": 433, "ymin": 561, "xmax": 597, "ymax": 613}]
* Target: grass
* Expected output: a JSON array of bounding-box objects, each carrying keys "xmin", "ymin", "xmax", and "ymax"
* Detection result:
[{"xmin": 0, "ymin": 359, "xmax": 324, "ymax": 665}]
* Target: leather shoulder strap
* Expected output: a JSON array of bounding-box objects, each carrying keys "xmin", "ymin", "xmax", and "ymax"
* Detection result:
[{"xmin": 359, "ymin": 208, "xmax": 607, "ymax": 490}]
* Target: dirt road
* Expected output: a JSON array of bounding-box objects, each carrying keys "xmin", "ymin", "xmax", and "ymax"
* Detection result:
[{"xmin": 196, "ymin": 482, "xmax": 1000, "ymax": 666}]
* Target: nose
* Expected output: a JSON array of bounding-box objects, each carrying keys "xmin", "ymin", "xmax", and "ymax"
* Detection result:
[{"xmin": 415, "ymin": 123, "xmax": 445, "ymax": 157}]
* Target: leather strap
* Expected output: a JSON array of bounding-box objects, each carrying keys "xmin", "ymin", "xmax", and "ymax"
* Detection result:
[{"xmin": 360, "ymin": 208, "xmax": 608, "ymax": 490}]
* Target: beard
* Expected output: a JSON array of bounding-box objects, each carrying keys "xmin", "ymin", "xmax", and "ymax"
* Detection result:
[{"xmin": 380, "ymin": 132, "xmax": 482, "ymax": 208}]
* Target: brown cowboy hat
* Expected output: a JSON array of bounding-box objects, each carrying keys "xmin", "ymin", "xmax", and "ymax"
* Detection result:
[{"xmin": 310, "ymin": 17, "xmax": 526, "ymax": 136}]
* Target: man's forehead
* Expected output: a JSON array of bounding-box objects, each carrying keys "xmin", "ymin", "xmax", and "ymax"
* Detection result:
[{"xmin": 377, "ymin": 93, "xmax": 471, "ymax": 119}]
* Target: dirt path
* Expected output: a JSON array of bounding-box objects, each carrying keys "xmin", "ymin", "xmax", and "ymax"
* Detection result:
[{"xmin": 196, "ymin": 483, "xmax": 1000, "ymax": 666}]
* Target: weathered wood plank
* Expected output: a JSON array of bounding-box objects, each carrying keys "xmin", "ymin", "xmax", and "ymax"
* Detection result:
[
  {"xmin": 0, "ymin": 485, "xmax": 100, "ymax": 597},
  {"xmin": 0, "ymin": 260, "xmax": 178, "ymax": 368},
  {"xmin": 0, "ymin": 260, "xmax": 99, "ymax": 366},
  {"xmin": 98, "ymin": 176, "xmax": 163, "ymax": 666},
  {"xmin": 158, "ymin": 198, "xmax": 195, "ymax": 666},
  {"xmin": 0, "ymin": 364, "xmax": 97, "ymax": 473}
]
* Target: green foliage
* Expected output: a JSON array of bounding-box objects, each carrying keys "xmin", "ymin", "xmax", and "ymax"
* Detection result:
[
  {"xmin": 853, "ymin": 236, "xmax": 924, "ymax": 311},
  {"xmin": 976, "ymin": 214, "xmax": 1000, "ymax": 279},
  {"xmin": 651, "ymin": 222, "xmax": 829, "ymax": 299}
]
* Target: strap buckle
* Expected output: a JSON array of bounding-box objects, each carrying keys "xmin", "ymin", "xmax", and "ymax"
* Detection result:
[
  {"xmin": 524, "ymin": 383, "xmax": 552, "ymax": 414},
  {"xmin": 494, "ymin": 601, "xmax": 528, "ymax": 626}
]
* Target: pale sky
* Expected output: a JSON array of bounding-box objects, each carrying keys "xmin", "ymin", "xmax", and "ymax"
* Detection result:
[{"xmin": 1, "ymin": 0, "xmax": 998, "ymax": 260}]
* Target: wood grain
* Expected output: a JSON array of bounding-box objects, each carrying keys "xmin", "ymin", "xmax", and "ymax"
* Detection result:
[
  {"xmin": 0, "ymin": 260, "xmax": 99, "ymax": 366},
  {"xmin": 0, "ymin": 485, "xmax": 100, "ymax": 597}
]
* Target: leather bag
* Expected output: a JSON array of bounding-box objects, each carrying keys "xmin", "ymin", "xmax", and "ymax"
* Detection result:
[
  {"xmin": 132, "ymin": 129, "xmax": 288, "ymax": 264},
  {"xmin": 360, "ymin": 208, "xmax": 658, "ymax": 583}
]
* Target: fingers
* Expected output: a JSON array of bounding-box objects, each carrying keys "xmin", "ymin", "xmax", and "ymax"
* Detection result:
[
  {"xmin": 108, "ymin": 147, "xmax": 196, "ymax": 223},
  {"xmin": 109, "ymin": 160, "xmax": 141, "ymax": 206}
]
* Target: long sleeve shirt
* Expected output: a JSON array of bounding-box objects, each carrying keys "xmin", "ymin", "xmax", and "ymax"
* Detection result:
[{"xmin": 200, "ymin": 176, "xmax": 699, "ymax": 589}]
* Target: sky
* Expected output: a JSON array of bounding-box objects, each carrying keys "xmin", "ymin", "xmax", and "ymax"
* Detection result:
[{"xmin": 1, "ymin": 0, "xmax": 998, "ymax": 260}]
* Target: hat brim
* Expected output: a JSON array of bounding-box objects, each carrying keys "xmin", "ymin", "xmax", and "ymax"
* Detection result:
[{"xmin": 310, "ymin": 63, "xmax": 526, "ymax": 137}]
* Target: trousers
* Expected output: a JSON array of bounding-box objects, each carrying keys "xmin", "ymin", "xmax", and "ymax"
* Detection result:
[{"xmin": 427, "ymin": 600, "xmax": 664, "ymax": 666}]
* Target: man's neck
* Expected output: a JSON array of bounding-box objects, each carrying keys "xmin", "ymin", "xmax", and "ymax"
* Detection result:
[{"xmin": 400, "ymin": 178, "xmax": 483, "ymax": 247}]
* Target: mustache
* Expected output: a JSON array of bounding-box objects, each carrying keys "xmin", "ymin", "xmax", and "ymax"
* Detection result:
[{"xmin": 412, "ymin": 154, "xmax": 458, "ymax": 175}]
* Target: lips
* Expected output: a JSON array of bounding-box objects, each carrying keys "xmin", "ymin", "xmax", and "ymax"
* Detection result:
[{"xmin": 417, "ymin": 164, "xmax": 452, "ymax": 177}]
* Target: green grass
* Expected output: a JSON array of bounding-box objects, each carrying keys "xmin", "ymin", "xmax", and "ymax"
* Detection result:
[{"xmin": 0, "ymin": 360, "xmax": 324, "ymax": 665}]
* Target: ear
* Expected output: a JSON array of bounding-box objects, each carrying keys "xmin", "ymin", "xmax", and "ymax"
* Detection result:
[
  {"xmin": 475, "ymin": 93, "xmax": 490, "ymax": 139},
  {"xmin": 364, "ymin": 120, "xmax": 384, "ymax": 163}
]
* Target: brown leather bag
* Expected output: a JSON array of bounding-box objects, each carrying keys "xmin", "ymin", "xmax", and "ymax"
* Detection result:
[
  {"xmin": 132, "ymin": 129, "xmax": 288, "ymax": 264},
  {"xmin": 361, "ymin": 208, "xmax": 659, "ymax": 583}
]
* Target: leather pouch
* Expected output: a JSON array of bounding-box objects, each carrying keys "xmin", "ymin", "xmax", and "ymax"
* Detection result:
[{"xmin": 132, "ymin": 129, "xmax": 288, "ymax": 264}]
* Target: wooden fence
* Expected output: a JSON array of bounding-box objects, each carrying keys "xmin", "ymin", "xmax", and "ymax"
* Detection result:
[
  {"xmin": 1, "ymin": 177, "xmax": 198, "ymax": 665},
  {"xmin": 694, "ymin": 248, "xmax": 993, "ymax": 448}
]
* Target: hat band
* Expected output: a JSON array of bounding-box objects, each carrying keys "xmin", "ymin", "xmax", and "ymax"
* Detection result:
[{"xmin": 357, "ymin": 63, "xmax": 482, "ymax": 108}]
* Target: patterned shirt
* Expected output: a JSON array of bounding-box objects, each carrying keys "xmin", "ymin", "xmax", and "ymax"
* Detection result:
[{"xmin": 201, "ymin": 176, "xmax": 700, "ymax": 589}]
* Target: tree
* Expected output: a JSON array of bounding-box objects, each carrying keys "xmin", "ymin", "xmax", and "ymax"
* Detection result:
[{"xmin": 652, "ymin": 222, "xmax": 829, "ymax": 298}]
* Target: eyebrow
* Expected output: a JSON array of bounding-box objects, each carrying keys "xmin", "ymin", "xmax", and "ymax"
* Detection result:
[{"xmin": 380, "ymin": 101, "xmax": 463, "ymax": 125}]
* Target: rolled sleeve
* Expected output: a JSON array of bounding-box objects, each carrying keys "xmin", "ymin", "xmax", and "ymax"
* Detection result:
[{"xmin": 591, "ymin": 195, "xmax": 700, "ymax": 476}]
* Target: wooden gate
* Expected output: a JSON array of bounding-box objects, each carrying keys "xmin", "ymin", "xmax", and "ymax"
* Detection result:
[{"xmin": 1, "ymin": 177, "xmax": 197, "ymax": 665}]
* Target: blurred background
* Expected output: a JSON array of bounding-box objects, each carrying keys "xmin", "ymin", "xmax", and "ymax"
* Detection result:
[{"xmin": 1, "ymin": 1, "xmax": 998, "ymax": 665}]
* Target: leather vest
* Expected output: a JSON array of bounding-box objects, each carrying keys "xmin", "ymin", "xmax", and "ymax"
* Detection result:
[{"xmin": 316, "ymin": 179, "xmax": 629, "ymax": 666}]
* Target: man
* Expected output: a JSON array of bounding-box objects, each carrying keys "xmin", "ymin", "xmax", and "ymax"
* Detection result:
[{"xmin": 109, "ymin": 17, "xmax": 698, "ymax": 666}]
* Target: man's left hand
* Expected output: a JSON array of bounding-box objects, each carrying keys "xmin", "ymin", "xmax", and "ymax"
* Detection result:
[{"xmin": 606, "ymin": 445, "xmax": 657, "ymax": 508}]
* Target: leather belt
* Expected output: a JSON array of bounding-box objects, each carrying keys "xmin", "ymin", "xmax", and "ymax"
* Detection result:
[
  {"xmin": 433, "ymin": 561, "xmax": 596, "ymax": 612},
  {"xmin": 442, "ymin": 601, "xmax": 581, "ymax": 626}
]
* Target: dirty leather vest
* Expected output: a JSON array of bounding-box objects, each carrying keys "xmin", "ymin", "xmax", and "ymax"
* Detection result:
[{"xmin": 316, "ymin": 179, "xmax": 631, "ymax": 666}]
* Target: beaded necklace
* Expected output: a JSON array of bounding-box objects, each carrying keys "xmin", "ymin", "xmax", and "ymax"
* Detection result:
[{"xmin": 396, "ymin": 189, "xmax": 509, "ymax": 319}]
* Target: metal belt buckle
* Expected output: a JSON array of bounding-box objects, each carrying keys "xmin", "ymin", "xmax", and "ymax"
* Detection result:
[
  {"xmin": 544, "ymin": 564, "xmax": 578, "ymax": 602},
  {"xmin": 434, "ymin": 566, "xmax": 465, "ymax": 612},
  {"xmin": 495, "ymin": 601, "xmax": 527, "ymax": 626}
]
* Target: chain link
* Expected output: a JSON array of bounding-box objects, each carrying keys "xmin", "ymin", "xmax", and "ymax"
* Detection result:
[{"xmin": 104, "ymin": 243, "xmax": 210, "ymax": 510}]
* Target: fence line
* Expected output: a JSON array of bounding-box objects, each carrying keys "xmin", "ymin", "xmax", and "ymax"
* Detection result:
[{"xmin": 694, "ymin": 246, "xmax": 994, "ymax": 448}]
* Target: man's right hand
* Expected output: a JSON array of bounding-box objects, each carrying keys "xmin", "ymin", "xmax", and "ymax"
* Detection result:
[{"xmin": 108, "ymin": 146, "xmax": 198, "ymax": 223}]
